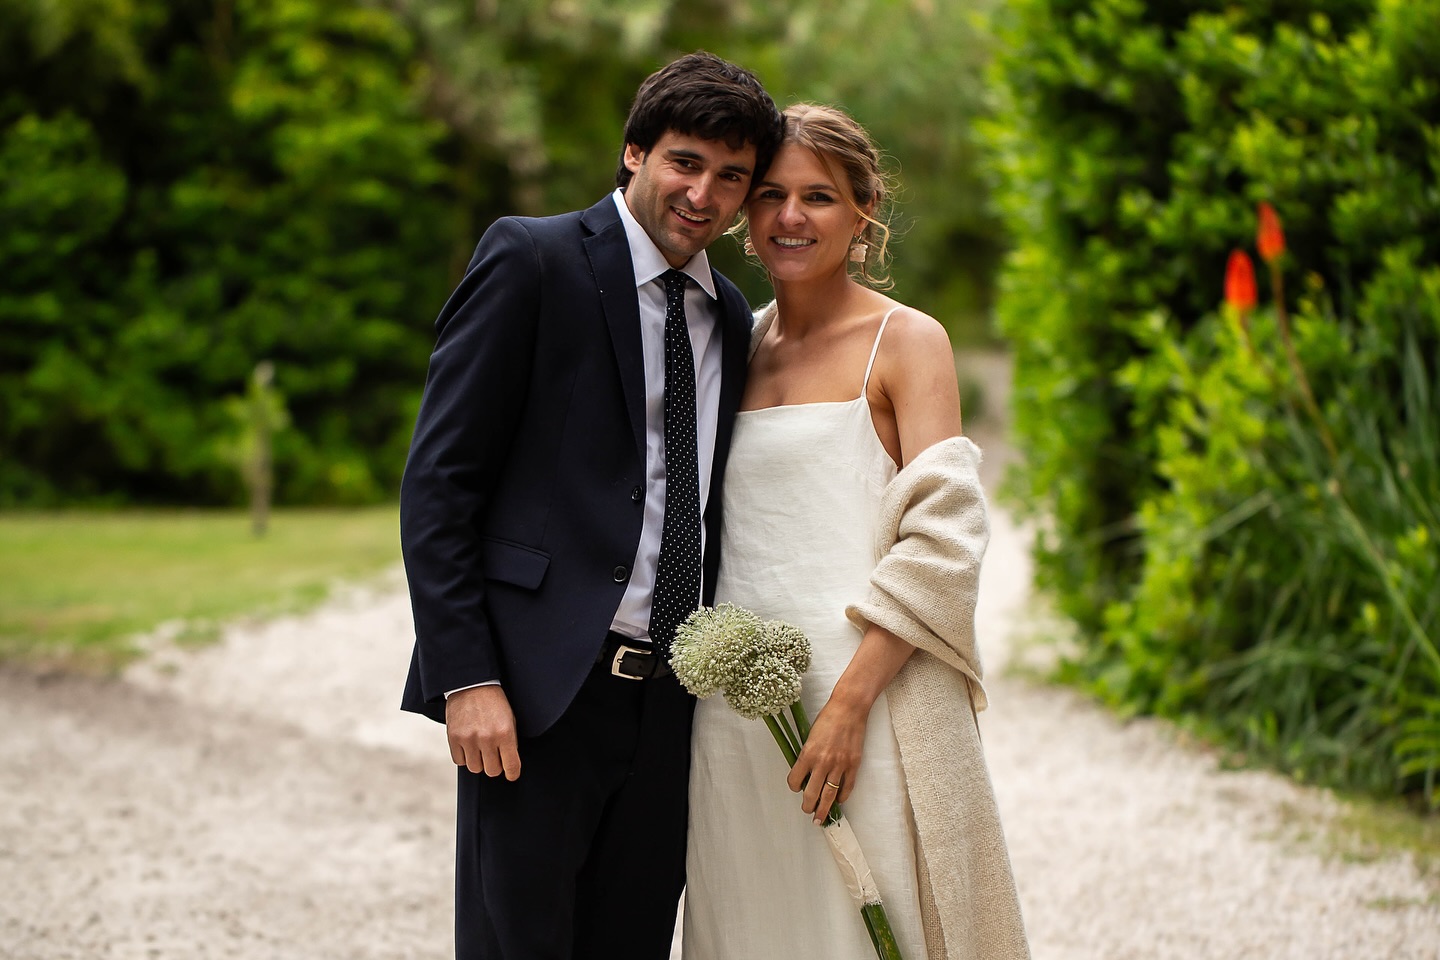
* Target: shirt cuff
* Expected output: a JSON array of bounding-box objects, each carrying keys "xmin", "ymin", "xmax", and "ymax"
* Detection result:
[{"xmin": 444, "ymin": 680, "xmax": 501, "ymax": 699}]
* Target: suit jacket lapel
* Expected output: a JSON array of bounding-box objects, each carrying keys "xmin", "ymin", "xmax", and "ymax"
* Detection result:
[
  {"xmin": 711, "ymin": 277, "xmax": 751, "ymax": 471},
  {"xmin": 702, "ymin": 274, "xmax": 752, "ymax": 595},
  {"xmin": 582, "ymin": 199, "xmax": 646, "ymax": 460}
]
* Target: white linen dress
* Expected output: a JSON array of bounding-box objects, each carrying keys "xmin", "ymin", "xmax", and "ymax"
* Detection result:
[{"xmin": 683, "ymin": 309, "xmax": 929, "ymax": 959}]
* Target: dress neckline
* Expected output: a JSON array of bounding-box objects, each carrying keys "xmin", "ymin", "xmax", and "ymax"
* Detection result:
[
  {"xmin": 736, "ymin": 396, "xmax": 868, "ymax": 416},
  {"xmin": 738, "ymin": 306, "xmax": 900, "ymax": 417}
]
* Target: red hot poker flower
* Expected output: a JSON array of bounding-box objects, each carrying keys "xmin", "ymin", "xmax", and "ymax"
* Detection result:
[
  {"xmin": 1257, "ymin": 202, "xmax": 1286, "ymax": 263},
  {"xmin": 1225, "ymin": 250, "xmax": 1257, "ymax": 313}
]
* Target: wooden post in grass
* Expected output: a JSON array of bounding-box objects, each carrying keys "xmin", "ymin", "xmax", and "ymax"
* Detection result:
[
  {"xmin": 249, "ymin": 361, "xmax": 276, "ymax": 537},
  {"xmin": 225, "ymin": 361, "xmax": 288, "ymax": 538}
]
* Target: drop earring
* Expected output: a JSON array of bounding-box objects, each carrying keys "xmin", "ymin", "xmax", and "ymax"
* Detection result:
[
  {"xmin": 743, "ymin": 235, "xmax": 756, "ymax": 258},
  {"xmin": 848, "ymin": 234, "xmax": 868, "ymax": 264}
]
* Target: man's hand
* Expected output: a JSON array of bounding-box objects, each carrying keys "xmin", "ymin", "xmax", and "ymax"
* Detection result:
[{"xmin": 446, "ymin": 685, "xmax": 522, "ymax": 780}]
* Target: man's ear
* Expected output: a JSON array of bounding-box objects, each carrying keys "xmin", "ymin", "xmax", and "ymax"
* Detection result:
[{"xmin": 622, "ymin": 143, "xmax": 647, "ymax": 176}]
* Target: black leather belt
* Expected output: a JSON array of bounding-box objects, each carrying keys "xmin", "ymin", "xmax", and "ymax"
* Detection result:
[{"xmin": 596, "ymin": 631, "xmax": 673, "ymax": 680}]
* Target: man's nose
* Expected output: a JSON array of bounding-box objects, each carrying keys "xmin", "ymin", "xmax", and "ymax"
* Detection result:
[{"xmin": 688, "ymin": 174, "xmax": 719, "ymax": 210}]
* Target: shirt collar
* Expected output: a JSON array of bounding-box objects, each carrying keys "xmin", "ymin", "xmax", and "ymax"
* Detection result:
[{"xmin": 611, "ymin": 189, "xmax": 717, "ymax": 300}]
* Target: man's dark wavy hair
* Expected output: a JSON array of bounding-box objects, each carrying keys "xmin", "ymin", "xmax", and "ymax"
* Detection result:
[{"xmin": 615, "ymin": 51, "xmax": 782, "ymax": 189}]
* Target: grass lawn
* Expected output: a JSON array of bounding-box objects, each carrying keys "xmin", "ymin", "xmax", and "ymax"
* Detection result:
[{"xmin": 0, "ymin": 507, "xmax": 401, "ymax": 671}]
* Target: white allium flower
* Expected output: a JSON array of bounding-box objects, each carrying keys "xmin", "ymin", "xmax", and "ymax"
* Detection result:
[
  {"xmin": 758, "ymin": 619, "xmax": 811, "ymax": 674},
  {"xmin": 670, "ymin": 603, "xmax": 812, "ymax": 719},
  {"xmin": 670, "ymin": 603, "xmax": 764, "ymax": 698},
  {"xmin": 724, "ymin": 652, "xmax": 804, "ymax": 720}
]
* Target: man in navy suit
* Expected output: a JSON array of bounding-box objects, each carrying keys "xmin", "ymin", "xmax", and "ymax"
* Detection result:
[{"xmin": 399, "ymin": 53, "xmax": 781, "ymax": 959}]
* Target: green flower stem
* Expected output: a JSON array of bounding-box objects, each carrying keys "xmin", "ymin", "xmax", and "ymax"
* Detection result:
[
  {"xmin": 776, "ymin": 709, "xmax": 802, "ymax": 755},
  {"xmin": 1270, "ymin": 263, "xmax": 1338, "ymax": 462},
  {"xmin": 860, "ymin": 902, "xmax": 905, "ymax": 960},
  {"xmin": 764, "ymin": 714, "xmax": 799, "ymax": 766},
  {"xmin": 790, "ymin": 700, "xmax": 813, "ymax": 743}
]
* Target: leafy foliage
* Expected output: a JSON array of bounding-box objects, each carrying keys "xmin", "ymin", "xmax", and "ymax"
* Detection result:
[
  {"xmin": 986, "ymin": 0, "xmax": 1440, "ymax": 802},
  {"xmin": 717, "ymin": 0, "xmax": 1003, "ymax": 335},
  {"xmin": 1113, "ymin": 258, "xmax": 1440, "ymax": 802},
  {"xmin": 1, "ymin": 0, "xmax": 451, "ymax": 504},
  {"xmin": 1, "ymin": 0, "xmax": 998, "ymax": 506}
]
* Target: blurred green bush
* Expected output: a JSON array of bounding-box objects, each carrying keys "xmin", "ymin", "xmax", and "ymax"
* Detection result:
[
  {"xmin": 1, "ymin": 0, "xmax": 450, "ymax": 505},
  {"xmin": 0, "ymin": 0, "xmax": 998, "ymax": 506},
  {"xmin": 986, "ymin": 0, "xmax": 1440, "ymax": 803}
]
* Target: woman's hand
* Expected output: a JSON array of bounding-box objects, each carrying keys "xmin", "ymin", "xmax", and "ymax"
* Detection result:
[
  {"xmin": 787, "ymin": 625, "xmax": 917, "ymax": 823},
  {"xmin": 788, "ymin": 694, "xmax": 869, "ymax": 823}
]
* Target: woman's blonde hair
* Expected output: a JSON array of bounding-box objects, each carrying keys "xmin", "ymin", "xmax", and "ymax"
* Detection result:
[{"xmin": 736, "ymin": 102, "xmax": 896, "ymax": 289}]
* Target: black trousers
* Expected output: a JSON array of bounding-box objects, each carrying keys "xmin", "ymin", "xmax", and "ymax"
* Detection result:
[{"xmin": 455, "ymin": 662, "xmax": 696, "ymax": 959}]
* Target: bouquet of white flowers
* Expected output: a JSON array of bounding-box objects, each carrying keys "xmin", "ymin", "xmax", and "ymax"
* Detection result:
[{"xmin": 670, "ymin": 603, "xmax": 905, "ymax": 960}]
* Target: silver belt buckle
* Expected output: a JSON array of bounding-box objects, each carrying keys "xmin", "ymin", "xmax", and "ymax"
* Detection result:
[{"xmin": 610, "ymin": 644, "xmax": 649, "ymax": 680}]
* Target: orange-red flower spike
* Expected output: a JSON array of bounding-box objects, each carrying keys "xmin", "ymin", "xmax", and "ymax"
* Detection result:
[
  {"xmin": 1225, "ymin": 250, "xmax": 1258, "ymax": 313},
  {"xmin": 1257, "ymin": 202, "xmax": 1286, "ymax": 263}
]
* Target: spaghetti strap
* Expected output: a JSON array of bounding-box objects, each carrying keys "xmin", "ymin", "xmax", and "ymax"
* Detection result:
[{"xmin": 861, "ymin": 306, "xmax": 902, "ymax": 397}]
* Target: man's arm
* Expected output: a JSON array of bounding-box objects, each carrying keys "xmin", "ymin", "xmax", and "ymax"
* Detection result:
[{"xmin": 400, "ymin": 217, "xmax": 541, "ymax": 776}]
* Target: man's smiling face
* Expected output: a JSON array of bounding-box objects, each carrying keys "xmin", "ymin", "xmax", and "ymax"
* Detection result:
[{"xmin": 621, "ymin": 130, "xmax": 757, "ymax": 268}]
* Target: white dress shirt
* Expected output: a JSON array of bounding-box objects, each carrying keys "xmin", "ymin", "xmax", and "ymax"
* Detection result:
[
  {"xmin": 608, "ymin": 188, "xmax": 724, "ymax": 641},
  {"xmin": 447, "ymin": 191, "xmax": 725, "ymax": 696}
]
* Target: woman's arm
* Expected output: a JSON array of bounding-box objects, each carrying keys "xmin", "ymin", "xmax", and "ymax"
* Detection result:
[
  {"xmin": 787, "ymin": 622, "xmax": 915, "ymax": 821},
  {"xmin": 881, "ymin": 307, "xmax": 964, "ymax": 467}
]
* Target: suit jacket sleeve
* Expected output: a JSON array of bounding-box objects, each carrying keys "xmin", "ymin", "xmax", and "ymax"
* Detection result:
[{"xmin": 400, "ymin": 217, "xmax": 540, "ymax": 700}]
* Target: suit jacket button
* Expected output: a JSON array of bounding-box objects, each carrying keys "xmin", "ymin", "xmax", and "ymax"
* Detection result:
[
  {"xmin": 612, "ymin": 565, "xmax": 629, "ymax": 582},
  {"xmin": 631, "ymin": 486, "xmax": 643, "ymax": 502}
]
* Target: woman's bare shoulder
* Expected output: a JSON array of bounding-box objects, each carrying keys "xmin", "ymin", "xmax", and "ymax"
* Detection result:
[{"xmin": 876, "ymin": 302, "xmax": 954, "ymax": 366}]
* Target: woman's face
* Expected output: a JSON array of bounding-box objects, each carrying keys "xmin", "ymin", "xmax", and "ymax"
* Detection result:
[{"xmin": 744, "ymin": 144, "xmax": 867, "ymax": 283}]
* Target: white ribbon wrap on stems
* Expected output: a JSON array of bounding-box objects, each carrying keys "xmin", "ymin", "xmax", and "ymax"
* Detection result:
[{"xmin": 821, "ymin": 817, "xmax": 883, "ymax": 906}]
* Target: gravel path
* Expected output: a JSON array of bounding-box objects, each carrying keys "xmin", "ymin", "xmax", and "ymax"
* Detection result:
[
  {"xmin": 2, "ymin": 579, "xmax": 454, "ymax": 959},
  {"xmin": 978, "ymin": 511, "xmax": 1438, "ymax": 959},
  {"xmin": 2, "ymin": 367, "xmax": 1436, "ymax": 957}
]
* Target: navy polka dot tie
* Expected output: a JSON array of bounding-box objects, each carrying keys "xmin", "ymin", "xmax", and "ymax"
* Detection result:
[{"xmin": 650, "ymin": 269, "xmax": 703, "ymax": 652}]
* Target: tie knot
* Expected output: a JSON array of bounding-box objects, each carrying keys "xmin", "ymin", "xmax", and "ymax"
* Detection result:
[{"xmin": 662, "ymin": 269, "xmax": 687, "ymax": 295}]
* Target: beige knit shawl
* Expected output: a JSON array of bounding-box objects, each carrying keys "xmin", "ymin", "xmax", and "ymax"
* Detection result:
[{"xmin": 845, "ymin": 437, "xmax": 1031, "ymax": 960}]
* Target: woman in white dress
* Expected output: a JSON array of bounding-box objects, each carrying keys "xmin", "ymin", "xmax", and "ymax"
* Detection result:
[{"xmin": 683, "ymin": 104, "xmax": 1029, "ymax": 960}]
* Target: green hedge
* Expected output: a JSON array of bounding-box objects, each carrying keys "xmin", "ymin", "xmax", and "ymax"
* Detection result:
[
  {"xmin": 0, "ymin": 1, "xmax": 453, "ymax": 505},
  {"xmin": 986, "ymin": 0, "xmax": 1440, "ymax": 802},
  {"xmin": 1, "ymin": 0, "xmax": 999, "ymax": 506}
]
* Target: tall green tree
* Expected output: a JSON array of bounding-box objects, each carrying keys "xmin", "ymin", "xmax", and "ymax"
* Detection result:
[
  {"xmin": 727, "ymin": 0, "xmax": 1002, "ymax": 335},
  {"xmin": 1, "ymin": 0, "xmax": 999, "ymax": 506},
  {"xmin": 2, "ymin": 0, "xmax": 451, "ymax": 504},
  {"xmin": 377, "ymin": 0, "xmax": 1000, "ymax": 328}
]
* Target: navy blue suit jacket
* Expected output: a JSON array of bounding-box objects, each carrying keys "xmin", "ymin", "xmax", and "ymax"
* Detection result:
[{"xmin": 399, "ymin": 196, "xmax": 752, "ymax": 737}]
